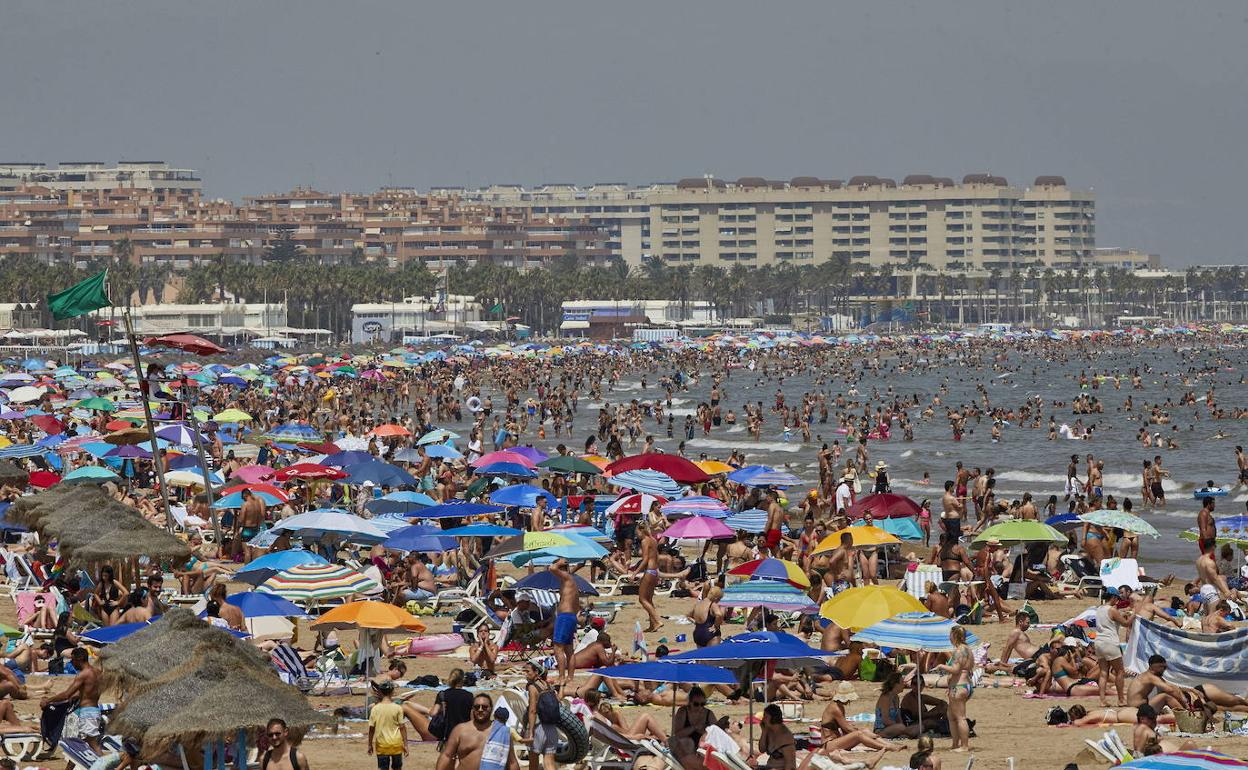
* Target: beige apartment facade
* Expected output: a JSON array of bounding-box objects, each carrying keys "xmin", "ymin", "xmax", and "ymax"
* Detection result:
[{"xmin": 447, "ymin": 174, "xmax": 1094, "ymax": 270}]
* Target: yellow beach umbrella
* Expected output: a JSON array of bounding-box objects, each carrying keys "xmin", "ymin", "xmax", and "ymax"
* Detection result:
[
  {"xmin": 213, "ymin": 408, "xmax": 253, "ymax": 423},
  {"xmin": 812, "ymin": 525, "xmax": 900, "ymax": 553},
  {"xmin": 694, "ymin": 460, "xmax": 735, "ymax": 475},
  {"xmin": 819, "ymin": 585, "xmax": 926, "ymax": 631}
]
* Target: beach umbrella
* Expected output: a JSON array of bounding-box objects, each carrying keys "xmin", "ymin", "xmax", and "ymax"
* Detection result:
[
  {"xmin": 30, "ymin": 415, "xmax": 65, "ymax": 434},
  {"xmin": 813, "ymin": 525, "xmax": 900, "ymax": 552},
  {"xmin": 1118, "ymin": 751, "xmax": 1248, "ymax": 770},
  {"xmin": 365, "ymin": 490, "xmax": 438, "ymax": 515},
  {"xmin": 414, "ymin": 500, "xmax": 507, "ymax": 519},
  {"xmin": 727, "ymin": 466, "xmax": 802, "ymax": 488},
  {"xmin": 850, "ymin": 611, "xmax": 979, "ymax": 735},
  {"xmin": 661, "ymin": 495, "xmax": 730, "ymax": 518},
  {"xmin": 514, "ymin": 570, "xmax": 599, "ymax": 596},
  {"xmin": 166, "ymin": 469, "xmax": 225, "ymax": 488},
  {"xmin": 605, "ymin": 454, "xmax": 710, "ymax": 484},
  {"xmin": 475, "ymin": 461, "xmax": 538, "ymax": 478},
  {"xmin": 610, "ymin": 469, "xmax": 683, "ymax": 497},
  {"xmin": 663, "ymin": 515, "xmax": 734, "ymax": 541},
  {"xmin": 28, "ymin": 471, "xmax": 60, "ymax": 488},
  {"xmin": 536, "ymin": 455, "xmax": 602, "ymax": 475},
  {"xmin": 224, "ymin": 591, "xmax": 307, "ymax": 618},
  {"xmin": 143, "ymin": 333, "xmax": 225, "ymax": 356},
  {"xmin": 390, "ymin": 447, "xmax": 424, "ymax": 463},
  {"xmin": 972, "ymin": 520, "xmax": 1065, "ymax": 548},
  {"xmin": 219, "ymin": 482, "xmax": 289, "ymax": 502},
  {"xmin": 721, "ymin": 581, "xmax": 818, "ymax": 613},
  {"xmin": 1080, "ymin": 510, "xmax": 1160, "ymax": 538},
  {"xmin": 155, "ymin": 424, "xmax": 205, "ymax": 446},
  {"xmin": 237, "ymin": 549, "xmax": 328, "ymax": 575},
  {"xmin": 604, "ymin": 493, "xmax": 668, "ymax": 517},
  {"xmin": 1180, "ymin": 515, "xmax": 1248, "ymax": 546},
  {"xmin": 367, "ymin": 424, "xmax": 410, "ymax": 438},
  {"xmin": 422, "ymin": 444, "xmax": 462, "ymax": 460},
  {"xmin": 232, "ymin": 464, "xmax": 276, "ymax": 483},
  {"xmin": 264, "ymin": 424, "xmax": 322, "ymax": 443},
  {"xmin": 211, "ymin": 489, "xmax": 286, "ymax": 509},
  {"xmin": 212, "ymin": 409, "xmax": 253, "ymax": 423},
  {"xmin": 547, "ymin": 524, "xmax": 613, "ymax": 544},
  {"xmin": 345, "ymin": 460, "xmax": 416, "ymax": 487},
  {"xmin": 7, "ymin": 386, "xmax": 43, "ymax": 404},
  {"xmin": 694, "ymin": 460, "xmax": 735, "ymax": 476},
  {"xmin": 272, "ymin": 463, "xmax": 348, "ymax": 482},
  {"xmin": 666, "ymin": 630, "xmax": 828, "ymax": 668},
  {"xmin": 320, "ymin": 450, "xmax": 378, "ymax": 468},
  {"xmin": 1045, "ymin": 513, "xmax": 1084, "ymax": 531},
  {"xmin": 269, "ymin": 508, "xmax": 388, "ymax": 544},
  {"xmin": 724, "ymin": 508, "xmax": 768, "ymax": 533},
  {"xmin": 511, "ymin": 533, "xmax": 609, "ymax": 566},
  {"xmin": 590, "ymin": 661, "xmax": 736, "ymax": 685},
  {"xmin": 311, "ymin": 600, "xmax": 426, "ymax": 677},
  {"xmin": 81, "ymin": 620, "xmax": 159, "ymax": 645},
  {"xmin": 417, "ymin": 428, "xmax": 459, "ymax": 445},
  {"xmin": 471, "ymin": 450, "xmax": 535, "ymax": 469},
  {"xmin": 507, "ymin": 446, "xmax": 548, "ymax": 464},
  {"xmin": 61, "ymin": 465, "xmax": 119, "ymax": 484},
  {"xmin": 73, "ymin": 396, "xmax": 115, "ymax": 414},
  {"xmin": 384, "ymin": 524, "xmax": 460, "ymax": 553},
  {"xmin": 484, "ymin": 531, "xmax": 574, "ymax": 558},
  {"xmin": 864, "ymin": 516, "xmax": 925, "ymax": 541},
  {"xmin": 729, "ymin": 557, "xmax": 811, "ymax": 588},
  {"xmin": 442, "ymin": 523, "xmax": 521, "ymax": 538},
  {"xmin": 821, "ymin": 586, "xmax": 927, "ymax": 631},
  {"xmin": 846, "ymin": 493, "xmax": 923, "ymax": 520},
  {"xmin": 257, "ymin": 563, "xmax": 379, "ymax": 601},
  {"xmin": 365, "ymin": 512, "xmax": 414, "ymax": 534},
  {"xmin": 489, "ymin": 484, "xmax": 556, "ymax": 508}
]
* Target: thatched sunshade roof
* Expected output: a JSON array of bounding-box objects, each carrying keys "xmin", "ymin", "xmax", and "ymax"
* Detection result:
[
  {"xmin": 99, "ymin": 608, "xmax": 270, "ymax": 689},
  {"xmin": 0, "ymin": 460, "xmax": 29, "ymax": 486},
  {"xmin": 8, "ymin": 486, "xmax": 189, "ymax": 565},
  {"xmin": 109, "ymin": 643, "xmax": 329, "ymax": 750}
]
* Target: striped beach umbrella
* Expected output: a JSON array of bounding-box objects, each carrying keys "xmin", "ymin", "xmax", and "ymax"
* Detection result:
[
  {"xmin": 661, "ymin": 495, "xmax": 730, "ymax": 518},
  {"xmin": 609, "ymin": 469, "xmax": 683, "ymax": 497},
  {"xmin": 720, "ymin": 581, "xmax": 818, "ymax": 613},
  {"xmin": 727, "ymin": 465, "xmax": 802, "ymax": 488},
  {"xmin": 851, "ymin": 611, "xmax": 979, "ymax": 651},
  {"xmin": 729, "ymin": 557, "xmax": 811, "ymax": 588},
  {"xmin": 724, "ymin": 508, "xmax": 768, "ymax": 533},
  {"xmin": 257, "ymin": 563, "xmax": 379, "ymax": 601},
  {"xmin": 1079, "ymin": 510, "xmax": 1160, "ymax": 538},
  {"xmin": 1118, "ymin": 751, "xmax": 1248, "ymax": 770}
]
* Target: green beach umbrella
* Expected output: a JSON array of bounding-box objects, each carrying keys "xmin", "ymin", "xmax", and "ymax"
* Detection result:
[
  {"xmin": 972, "ymin": 520, "xmax": 1066, "ymax": 548},
  {"xmin": 537, "ymin": 455, "xmax": 603, "ymax": 475},
  {"xmin": 75, "ymin": 397, "xmax": 116, "ymax": 412},
  {"xmin": 1079, "ymin": 510, "xmax": 1160, "ymax": 538}
]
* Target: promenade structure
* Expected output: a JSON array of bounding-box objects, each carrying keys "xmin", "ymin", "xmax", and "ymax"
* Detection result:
[
  {"xmin": 0, "ymin": 162, "xmax": 201, "ymax": 195},
  {"xmin": 447, "ymin": 174, "xmax": 1095, "ymax": 270}
]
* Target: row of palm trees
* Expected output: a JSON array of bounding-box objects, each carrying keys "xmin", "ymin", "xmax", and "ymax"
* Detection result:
[{"xmin": 0, "ymin": 241, "xmax": 1243, "ymax": 335}]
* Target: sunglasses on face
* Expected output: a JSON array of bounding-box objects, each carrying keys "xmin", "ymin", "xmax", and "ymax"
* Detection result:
[
  {"xmin": 267, "ymin": 732, "xmax": 284, "ymax": 738},
  {"xmin": 473, "ymin": 704, "xmax": 491, "ymax": 710}
]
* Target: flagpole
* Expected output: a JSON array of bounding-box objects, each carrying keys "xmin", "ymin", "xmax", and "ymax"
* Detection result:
[
  {"xmin": 121, "ymin": 309, "xmax": 176, "ymax": 534},
  {"xmin": 180, "ymin": 374, "xmax": 222, "ymax": 545}
]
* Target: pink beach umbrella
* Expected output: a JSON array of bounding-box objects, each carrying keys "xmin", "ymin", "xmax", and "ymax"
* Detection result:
[
  {"xmin": 662, "ymin": 515, "xmax": 734, "ymax": 541},
  {"xmin": 233, "ymin": 464, "xmax": 276, "ymax": 483}
]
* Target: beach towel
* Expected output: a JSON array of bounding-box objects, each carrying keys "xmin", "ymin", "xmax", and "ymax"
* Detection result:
[
  {"xmin": 479, "ymin": 720, "xmax": 513, "ymax": 770},
  {"xmin": 1124, "ymin": 617, "xmax": 1248, "ymax": 690}
]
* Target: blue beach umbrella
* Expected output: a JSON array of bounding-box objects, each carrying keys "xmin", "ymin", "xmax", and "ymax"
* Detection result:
[
  {"xmin": 609, "ymin": 469, "xmax": 682, "ymax": 497},
  {"xmin": 589, "ymin": 661, "xmax": 737, "ymax": 685},
  {"xmin": 383, "ymin": 525, "xmax": 460, "ymax": 553},
  {"xmin": 513, "ymin": 570, "xmax": 599, "ymax": 595},
  {"xmin": 238, "ymin": 549, "xmax": 329, "ymax": 574},
  {"xmin": 489, "ymin": 485, "xmax": 556, "ymax": 508},
  {"xmin": 345, "ymin": 460, "xmax": 416, "ymax": 487},
  {"xmin": 441, "ymin": 523, "xmax": 522, "ymax": 538},
  {"xmin": 224, "ymin": 591, "xmax": 307, "ymax": 618},
  {"xmin": 414, "ymin": 500, "xmax": 507, "ymax": 519},
  {"xmin": 475, "ymin": 461, "xmax": 537, "ymax": 478},
  {"xmin": 61, "ymin": 466, "xmax": 119, "ymax": 484}
]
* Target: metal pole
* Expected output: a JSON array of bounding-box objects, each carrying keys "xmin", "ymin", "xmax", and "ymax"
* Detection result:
[
  {"xmin": 181, "ymin": 376, "xmax": 223, "ymax": 545},
  {"xmin": 122, "ymin": 309, "xmax": 176, "ymax": 534}
]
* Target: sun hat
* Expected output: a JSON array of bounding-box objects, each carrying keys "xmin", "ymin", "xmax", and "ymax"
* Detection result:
[{"xmin": 831, "ymin": 682, "xmax": 859, "ymax": 703}]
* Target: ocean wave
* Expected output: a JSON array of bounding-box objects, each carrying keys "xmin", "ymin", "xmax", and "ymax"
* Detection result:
[{"xmin": 686, "ymin": 438, "xmax": 803, "ymax": 453}]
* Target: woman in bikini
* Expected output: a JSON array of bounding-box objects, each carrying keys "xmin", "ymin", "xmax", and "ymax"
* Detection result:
[
  {"xmin": 91, "ymin": 565, "xmax": 128, "ymax": 626},
  {"xmin": 936, "ymin": 626, "xmax": 974, "ymax": 752},
  {"xmin": 1060, "ymin": 704, "xmax": 1176, "ymax": 727},
  {"xmin": 669, "ymin": 686, "xmax": 716, "ymax": 770},
  {"xmin": 583, "ymin": 690, "xmax": 667, "ymax": 742},
  {"xmin": 817, "ymin": 684, "xmax": 903, "ymax": 754},
  {"xmin": 873, "ymin": 674, "xmax": 920, "ymax": 739},
  {"xmin": 756, "ymin": 704, "xmax": 797, "ymax": 770}
]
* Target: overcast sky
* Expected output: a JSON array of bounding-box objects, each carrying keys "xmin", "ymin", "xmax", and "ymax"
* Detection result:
[{"xmin": 4, "ymin": 1, "xmax": 1245, "ymax": 266}]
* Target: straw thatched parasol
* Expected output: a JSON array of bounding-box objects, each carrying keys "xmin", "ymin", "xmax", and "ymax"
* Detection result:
[
  {"xmin": 109, "ymin": 643, "xmax": 329, "ymax": 751},
  {"xmin": 0, "ymin": 460, "xmax": 28, "ymax": 486},
  {"xmin": 9, "ymin": 486, "xmax": 189, "ymax": 565},
  {"xmin": 99, "ymin": 608, "xmax": 270, "ymax": 690}
]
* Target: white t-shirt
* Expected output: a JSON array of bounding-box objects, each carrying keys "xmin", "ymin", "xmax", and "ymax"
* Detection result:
[{"xmin": 834, "ymin": 483, "xmax": 853, "ymax": 513}]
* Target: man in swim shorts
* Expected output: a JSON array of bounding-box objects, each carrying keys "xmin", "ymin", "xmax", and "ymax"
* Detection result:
[{"xmin": 548, "ymin": 558, "xmax": 581, "ymax": 690}]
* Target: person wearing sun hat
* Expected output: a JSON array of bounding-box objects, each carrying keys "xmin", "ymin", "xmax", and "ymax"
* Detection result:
[
  {"xmin": 816, "ymin": 682, "xmax": 903, "ymax": 754},
  {"xmin": 873, "ymin": 461, "xmax": 891, "ymax": 494}
]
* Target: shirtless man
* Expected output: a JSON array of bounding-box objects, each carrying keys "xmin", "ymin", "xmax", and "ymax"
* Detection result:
[
  {"xmin": 1087, "ymin": 460, "xmax": 1104, "ymax": 501},
  {"xmin": 763, "ymin": 490, "xmax": 786, "ymax": 558},
  {"xmin": 1133, "ymin": 704, "xmax": 1194, "ymax": 755},
  {"xmin": 571, "ymin": 632, "xmax": 615, "ymax": 671},
  {"xmin": 1237, "ymin": 446, "xmax": 1248, "ymax": 488},
  {"xmin": 1126, "ymin": 655, "xmax": 1192, "ymax": 712},
  {"xmin": 1017, "ymin": 493, "xmax": 1037, "ymax": 521},
  {"xmin": 436, "ymin": 693, "xmax": 520, "ymax": 770},
  {"xmin": 923, "ymin": 582, "xmax": 952, "ymax": 618},
  {"xmin": 1196, "ymin": 549, "xmax": 1234, "ymax": 599},
  {"xmin": 996, "ymin": 611, "xmax": 1039, "ymax": 668},
  {"xmin": 1196, "ymin": 497, "xmax": 1217, "ymax": 556},
  {"xmin": 41, "ymin": 648, "xmax": 102, "ymax": 755},
  {"xmin": 1127, "ymin": 587, "xmax": 1180, "ymax": 630},
  {"xmin": 1065, "ymin": 455, "xmax": 1081, "ymax": 501},
  {"xmin": 941, "ymin": 481, "xmax": 965, "ymax": 541},
  {"xmin": 635, "ymin": 523, "xmax": 662, "ymax": 632},
  {"xmin": 824, "ymin": 532, "xmax": 856, "ymax": 597},
  {"xmin": 261, "ymin": 718, "xmax": 311, "ymax": 770},
  {"xmin": 236, "ymin": 489, "xmax": 266, "ymax": 561},
  {"xmin": 548, "ymin": 558, "xmax": 581, "ymax": 690},
  {"xmin": 1201, "ymin": 600, "xmax": 1236, "ymax": 633}
]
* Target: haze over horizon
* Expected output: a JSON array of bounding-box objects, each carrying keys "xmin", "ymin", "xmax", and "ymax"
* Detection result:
[{"xmin": 4, "ymin": 0, "xmax": 1246, "ymax": 267}]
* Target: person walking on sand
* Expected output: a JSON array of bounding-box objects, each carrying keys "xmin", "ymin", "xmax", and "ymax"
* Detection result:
[
  {"xmin": 1094, "ymin": 590, "xmax": 1133, "ymax": 707},
  {"xmin": 636, "ymin": 522, "xmax": 663, "ymax": 632},
  {"xmin": 369, "ymin": 680, "xmax": 409, "ymax": 769}
]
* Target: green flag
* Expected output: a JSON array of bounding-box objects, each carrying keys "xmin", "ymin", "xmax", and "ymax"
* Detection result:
[
  {"xmin": 489, "ymin": 303, "xmax": 503, "ymax": 315},
  {"xmin": 48, "ymin": 270, "xmax": 110, "ymax": 320}
]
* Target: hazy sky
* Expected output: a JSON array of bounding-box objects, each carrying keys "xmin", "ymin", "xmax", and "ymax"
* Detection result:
[{"xmin": 4, "ymin": 1, "xmax": 1246, "ymax": 266}]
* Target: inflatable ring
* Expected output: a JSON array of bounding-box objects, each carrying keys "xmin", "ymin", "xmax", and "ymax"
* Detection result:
[{"xmin": 466, "ymin": 395, "xmax": 483, "ymax": 413}]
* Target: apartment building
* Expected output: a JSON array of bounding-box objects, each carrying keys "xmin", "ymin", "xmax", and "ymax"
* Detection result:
[
  {"xmin": 0, "ymin": 162, "xmax": 202, "ymax": 194},
  {"xmin": 0, "ymin": 186, "xmax": 608, "ymax": 269},
  {"xmin": 450, "ymin": 174, "xmax": 1095, "ymax": 270}
]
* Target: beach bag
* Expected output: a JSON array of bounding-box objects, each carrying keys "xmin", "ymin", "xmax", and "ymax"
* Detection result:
[
  {"xmin": 536, "ymin": 687, "xmax": 560, "ymax": 725},
  {"xmin": 429, "ymin": 712, "xmax": 447, "ymax": 741},
  {"xmin": 857, "ymin": 658, "xmax": 878, "ymax": 682}
]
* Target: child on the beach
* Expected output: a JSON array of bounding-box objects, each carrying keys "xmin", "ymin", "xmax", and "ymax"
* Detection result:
[{"xmin": 368, "ymin": 680, "xmax": 408, "ymax": 769}]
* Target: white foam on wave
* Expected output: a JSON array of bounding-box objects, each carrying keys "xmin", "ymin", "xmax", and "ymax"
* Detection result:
[
  {"xmin": 996, "ymin": 470, "xmax": 1066, "ymax": 485},
  {"xmin": 687, "ymin": 438, "xmax": 803, "ymax": 453},
  {"xmin": 666, "ymin": 408, "xmax": 696, "ymax": 417},
  {"xmin": 900, "ymin": 450, "xmax": 914, "ymax": 458},
  {"xmin": 1102, "ymin": 472, "xmax": 1181, "ymax": 492}
]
